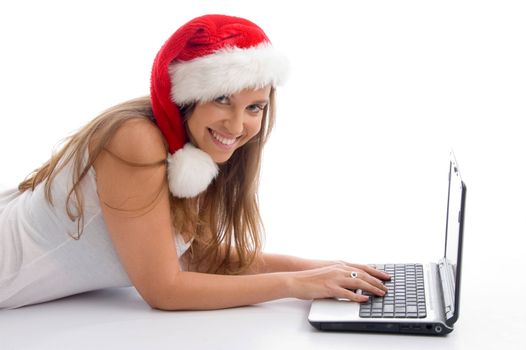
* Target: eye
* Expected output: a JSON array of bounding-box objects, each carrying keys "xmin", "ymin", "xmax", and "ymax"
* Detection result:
[
  {"xmin": 214, "ymin": 95, "xmax": 230, "ymax": 105},
  {"xmin": 247, "ymin": 103, "xmax": 267, "ymax": 113}
]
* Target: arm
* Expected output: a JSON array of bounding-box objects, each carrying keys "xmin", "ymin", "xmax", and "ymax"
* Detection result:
[
  {"xmin": 223, "ymin": 249, "xmax": 390, "ymax": 280},
  {"xmin": 249, "ymin": 253, "xmax": 339, "ymax": 273},
  {"xmin": 94, "ymin": 119, "xmax": 388, "ymax": 311}
]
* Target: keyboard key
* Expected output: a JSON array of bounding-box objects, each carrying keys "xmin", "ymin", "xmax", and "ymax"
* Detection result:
[
  {"xmin": 407, "ymin": 305, "xmax": 418, "ymax": 313},
  {"xmin": 383, "ymin": 304, "xmax": 394, "ymax": 313}
]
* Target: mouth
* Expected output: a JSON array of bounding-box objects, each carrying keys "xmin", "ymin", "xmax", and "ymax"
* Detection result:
[{"xmin": 208, "ymin": 128, "xmax": 240, "ymax": 148}]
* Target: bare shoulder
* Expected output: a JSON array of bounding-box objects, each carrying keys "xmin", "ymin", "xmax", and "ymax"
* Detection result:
[
  {"xmin": 93, "ymin": 117, "xmax": 169, "ymax": 213},
  {"xmin": 105, "ymin": 118, "xmax": 167, "ymax": 165}
]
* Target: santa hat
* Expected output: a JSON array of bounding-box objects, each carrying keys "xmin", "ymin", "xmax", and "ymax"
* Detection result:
[{"xmin": 150, "ymin": 14, "xmax": 289, "ymax": 198}]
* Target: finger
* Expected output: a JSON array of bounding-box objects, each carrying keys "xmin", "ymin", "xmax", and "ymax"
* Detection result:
[
  {"xmin": 342, "ymin": 267, "xmax": 388, "ymax": 293},
  {"xmin": 336, "ymin": 288, "xmax": 369, "ymax": 303},
  {"xmin": 352, "ymin": 263, "xmax": 391, "ymax": 281},
  {"xmin": 344, "ymin": 275, "xmax": 386, "ymax": 297},
  {"xmin": 361, "ymin": 272, "xmax": 389, "ymax": 293},
  {"xmin": 360, "ymin": 264, "xmax": 391, "ymax": 280}
]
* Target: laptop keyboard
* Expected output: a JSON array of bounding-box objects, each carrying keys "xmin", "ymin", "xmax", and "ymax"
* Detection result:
[{"xmin": 359, "ymin": 263, "xmax": 427, "ymax": 318}]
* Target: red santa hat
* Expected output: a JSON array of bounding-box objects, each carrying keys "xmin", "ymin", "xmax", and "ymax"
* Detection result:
[{"xmin": 150, "ymin": 14, "xmax": 289, "ymax": 198}]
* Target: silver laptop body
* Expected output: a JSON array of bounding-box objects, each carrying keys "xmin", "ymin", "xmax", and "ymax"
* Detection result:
[{"xmin": 308, "ymin": 152, "xmax": 466, "ymax": 335}]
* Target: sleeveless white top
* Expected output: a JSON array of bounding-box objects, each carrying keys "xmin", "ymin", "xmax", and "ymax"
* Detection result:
[{"xmin": 0, "ymin": 155, "xmax": 191, "ymax": 309}]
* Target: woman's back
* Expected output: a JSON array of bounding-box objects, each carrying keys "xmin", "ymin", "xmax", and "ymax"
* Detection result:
[{"xmin": 0, "ymin": 153, "xmax": 131, "ymax": 309}]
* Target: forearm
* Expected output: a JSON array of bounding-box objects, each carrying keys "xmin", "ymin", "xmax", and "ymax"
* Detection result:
[
  {"xmin": 212, "ymin": 245, "xmax": 330, "ymax": 274},
  {"xmin": 148, "ymin": 259, "xmax": 391, "ymax": 310},
  {"xmin": 151, "ymin": 271, "xmax": 292, "ymax": 310},
  {"xmin": 249, "ymin": 253, "xmax": 336, "ymax": 274}
]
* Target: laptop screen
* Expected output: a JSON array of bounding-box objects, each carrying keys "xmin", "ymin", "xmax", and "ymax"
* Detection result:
[{"xmin": 443, "ymin": 152, "xmax": 466, "ymax": 325}]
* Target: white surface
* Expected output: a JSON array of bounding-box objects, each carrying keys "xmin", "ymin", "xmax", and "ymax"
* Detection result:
[
  {"xmin": 1, "ymin": 0, "xmax": 525, "ymax": 349},
  {"xmin": 0, "ymin": 285, "xmax": 522, "ymax": 350}
]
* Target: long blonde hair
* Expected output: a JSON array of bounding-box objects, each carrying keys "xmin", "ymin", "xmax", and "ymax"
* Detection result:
[{"xmin": 19, "ymin": 90, "xmax": 276, "ymax": 274}]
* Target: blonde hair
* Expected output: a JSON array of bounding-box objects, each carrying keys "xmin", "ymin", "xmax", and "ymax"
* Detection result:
[{"xmin": 19, "ymin": 90, "xmax": 276, "ymax": 274}]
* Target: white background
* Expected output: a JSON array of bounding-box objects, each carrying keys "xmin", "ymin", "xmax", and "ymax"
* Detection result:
[{"xmin": 1, "ymin": 0, "xmax": 525, "ymax": 348}]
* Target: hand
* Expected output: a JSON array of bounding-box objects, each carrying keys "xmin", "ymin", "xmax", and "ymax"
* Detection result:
[
  {"xmin": 304, "ymin": 259, "xmax": 391, "ymax": 281},
  {"xmin": 335, "ymin": 261, "xmax": 391, "ymax": 283},
  {"xmin": 287, "ymin": 262, "xmax": 391, "ymax": 302}
]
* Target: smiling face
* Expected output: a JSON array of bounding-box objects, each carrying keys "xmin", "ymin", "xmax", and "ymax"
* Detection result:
[{"xmin": 186, "ymin": 86, "xmax": 272, "ymax": 164}]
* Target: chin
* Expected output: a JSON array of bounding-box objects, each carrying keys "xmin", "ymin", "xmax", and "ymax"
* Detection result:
[
  {"xmin": 207, "ymin": 143, "xmax": 243, "ymax": 164},
  {"xmin": 211, "ymin": 153, "xmax": 234, "ymax": 164}
]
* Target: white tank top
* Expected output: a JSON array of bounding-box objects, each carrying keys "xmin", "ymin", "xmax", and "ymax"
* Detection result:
[{"xmin": 0, "ymin": 154, "xmax": 191, "ymax": 309}]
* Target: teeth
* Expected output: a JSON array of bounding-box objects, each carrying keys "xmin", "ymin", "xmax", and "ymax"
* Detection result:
[{"xmin": 211, "ymin": 130, "xmax": 237, "ymax": 145}]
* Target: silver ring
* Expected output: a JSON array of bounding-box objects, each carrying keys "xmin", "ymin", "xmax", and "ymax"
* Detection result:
[{"xmin": 350, "ymin": 271, "xmax": 358, "ymax": 279}]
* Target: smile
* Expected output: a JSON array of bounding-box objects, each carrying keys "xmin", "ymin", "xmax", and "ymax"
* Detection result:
[{"xmin": 209, "ymin": 129, "xmax": 239, "ymax": 146}]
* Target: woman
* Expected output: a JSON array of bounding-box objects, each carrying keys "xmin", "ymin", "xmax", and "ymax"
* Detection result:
[{"xmin": 0, "ymin": 14, "xmax": 389, "ymax": 310}]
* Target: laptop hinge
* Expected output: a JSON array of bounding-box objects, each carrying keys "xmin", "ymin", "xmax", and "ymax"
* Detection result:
[{"xmin": 438, "ymin": 257, "xmax": 455, "ymax": 320}]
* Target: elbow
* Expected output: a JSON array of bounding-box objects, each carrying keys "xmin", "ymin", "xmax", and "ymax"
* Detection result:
[
  {"xmin": 139, "ymin": 274, "xmax": 189, "ymax": 311},
  {"xmin": 146, "ymin": 299, "xmax": 178, "ymax": 311},
  {"xmin": 143, "ymin": 294, "xmax": 172, "ymax": 311},
  {"xmin": 146, "ymin": 293, "xmax": 189, "ymax": 311}
]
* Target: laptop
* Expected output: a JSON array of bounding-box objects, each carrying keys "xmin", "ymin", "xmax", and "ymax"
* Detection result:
[{"xmin": 308, "ymin": 152, "xmax": 466, "ymax": 335}]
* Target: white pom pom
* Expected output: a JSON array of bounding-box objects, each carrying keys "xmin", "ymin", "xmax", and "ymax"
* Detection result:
[{"xmin": 167, "ymin": 143, "xmax": 218, "ymax": 198}]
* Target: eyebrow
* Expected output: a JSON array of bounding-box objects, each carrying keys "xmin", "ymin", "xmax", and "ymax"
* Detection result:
[
  {"xmin": 225, "ymin": 94, "xmax": 269, "ymax": 105},
  {"xmin": 251, "ymin": 99, "xmax": 269, "ymax": 105}
]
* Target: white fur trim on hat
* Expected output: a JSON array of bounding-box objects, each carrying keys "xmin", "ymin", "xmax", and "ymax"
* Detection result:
[
  {"xmin": 167, "ymin": 143, "xmax": 219, "ymax": 198},
  {"xmin": 169, "ymin": 43, "xmax": 289, "ymax": 105}
]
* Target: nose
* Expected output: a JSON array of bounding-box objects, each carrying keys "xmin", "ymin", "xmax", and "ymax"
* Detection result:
[{"xmin": 224, "ymin": 109, "xmax": 245, "ymax": 135}]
